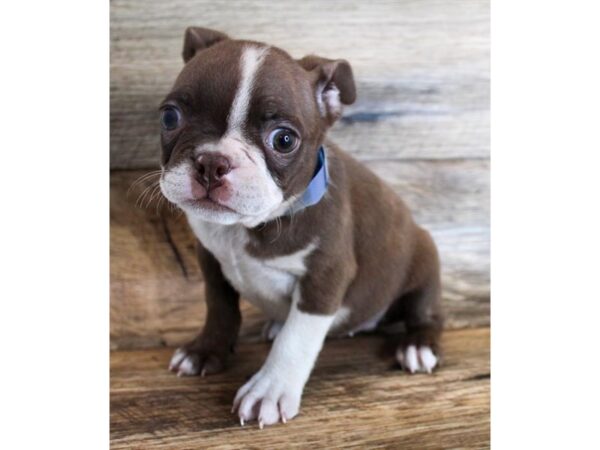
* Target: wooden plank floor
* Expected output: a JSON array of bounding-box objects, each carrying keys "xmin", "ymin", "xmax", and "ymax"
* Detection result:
[{"xmin": 111, "ymin": 327, "xmax": 490, "ymax": 449}]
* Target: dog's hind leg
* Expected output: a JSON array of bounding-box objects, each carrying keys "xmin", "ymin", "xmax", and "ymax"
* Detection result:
[{"xmin": 382, "ymin": 230, "xmax": 444, "ymax": 373}]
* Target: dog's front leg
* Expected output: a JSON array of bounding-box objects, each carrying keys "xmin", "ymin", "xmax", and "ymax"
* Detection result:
[
  {"xmin": 169, "ymin": 244, "xmax": 241, "ymax": 376},
  {"xmin": 232, "ymin": 285, "xmax": 339, "ymax": 428}
]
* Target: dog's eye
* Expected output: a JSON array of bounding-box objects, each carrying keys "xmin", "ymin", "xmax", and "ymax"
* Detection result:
[
  {"xmin": 160, "ymin": 106, "xmax": 181, "ymax": 131},
  {"xmin": 269, "ymin": 128, "xmax": 298, "ymax": 153}
]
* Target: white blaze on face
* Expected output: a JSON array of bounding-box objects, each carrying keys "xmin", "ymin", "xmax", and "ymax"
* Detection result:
[
  {"xmin": 227, "ymin": 45, "xmax": 269, "ymax": 133},
  {"xmin": 161, "ymin": 45, "xmax": 287, "ymax": 227}
]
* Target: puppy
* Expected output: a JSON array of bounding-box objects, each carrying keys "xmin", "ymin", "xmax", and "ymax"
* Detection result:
[{"xmin": 160, "ymin": 27, "xmax": 443, "ymax": 428}]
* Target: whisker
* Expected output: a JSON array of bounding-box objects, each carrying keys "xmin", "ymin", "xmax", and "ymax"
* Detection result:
[
  {"xmin": 135, "ymin": 184, "xmax": 153, "ymax": 208},
  {"xmin": 136, "ymin": 182, "xmax": 158, "ymax": 209},
  {"xmin": 127, "ymin": 170, "xmax": 162, "ymax": 196},
  {"xmin": 145, "ymin": 184, "xmax": 162, "ymax": 209},
  {"xmin": 132, "ymin": 170, "xmax": 161, "ymax": 185},
  {"xmin": 155, "ymin": 193, "xmax": 166, "ymax": 215}
]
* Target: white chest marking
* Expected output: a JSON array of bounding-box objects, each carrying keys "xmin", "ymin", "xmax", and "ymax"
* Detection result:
[{"xmin": 187, "ymin": 218, "xmax": 317, "ymax": 322}]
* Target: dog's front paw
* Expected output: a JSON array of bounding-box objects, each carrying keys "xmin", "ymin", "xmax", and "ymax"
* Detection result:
[
  {"xmin": 232, "ymin": 368, "xmax": 302, "ymax": 428},
  {"xmin": 396, "ymin": 344, "xmax": 438, "ymax": 374},
  {"xmin": 169, "ymin": 346, "xmax": 227, "ymax": 377}
]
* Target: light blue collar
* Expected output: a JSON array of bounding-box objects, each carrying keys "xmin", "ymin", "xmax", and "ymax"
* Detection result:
[{"xmin": 286, "ymin": 146, "xmax": 329, "ymax": 215}]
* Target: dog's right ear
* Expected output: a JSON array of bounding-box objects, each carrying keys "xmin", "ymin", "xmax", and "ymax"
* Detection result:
[
  {"xmin": 297, "ymin": 55, "xmax": 356, "ymax": 126},
  {"xmin": 182, "ymin": 27, "xmax": 229, "ymax": 63}
]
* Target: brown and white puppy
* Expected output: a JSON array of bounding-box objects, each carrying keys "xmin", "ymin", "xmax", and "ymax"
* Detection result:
[{"xmin": 160, "ymin": 27, "xmax": 443, "ymax": 428}]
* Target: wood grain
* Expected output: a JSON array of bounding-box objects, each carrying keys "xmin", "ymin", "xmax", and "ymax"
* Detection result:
[
  {"xmin": 110, "ymin": 0, "xmax": 489, "ymax": 168},
  {"xmin": 110, "ymin": 163, "xmax": 489, "ymax": 349},
  {"xmin": 110, "ymin": 327, "xmax": 490, "ymax": 449}
]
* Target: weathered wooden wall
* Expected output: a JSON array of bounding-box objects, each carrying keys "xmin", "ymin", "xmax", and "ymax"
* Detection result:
[
  {"xmin": 111, "ymin": 0, "xmax": 489, "ymax": 168},
  {"xmin": 110, "ymin": 0, "xmax": 489, "ymax": 349}
]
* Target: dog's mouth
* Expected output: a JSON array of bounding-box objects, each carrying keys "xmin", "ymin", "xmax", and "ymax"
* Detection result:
[
  {"xmin": 182, "ymin": 197, "xmax": 237, "ymax": 214},
  {"xmin": 160, "ymin": 162, "xmax": 285, "ymax": 225}
]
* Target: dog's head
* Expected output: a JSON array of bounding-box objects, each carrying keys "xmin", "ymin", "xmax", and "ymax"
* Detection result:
[{"xmin": 159, "ymin": 27, "xmax": 356, "ymax": 227}]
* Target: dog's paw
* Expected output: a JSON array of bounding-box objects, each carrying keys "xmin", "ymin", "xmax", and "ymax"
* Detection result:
[
  {"xmin": 232, "ymin": 369, "xmax": 302, "ymax": 428},
  {"xmin": 396, "ymin": 345, "xmax": 438, "ymax": 374},
  {"xmin": 168, "ymin": 347, "xmax": 226, "ymax": 377},
  {"xmin": 261, "ymin": 320, "xmax": 283, "ymax": 341}
]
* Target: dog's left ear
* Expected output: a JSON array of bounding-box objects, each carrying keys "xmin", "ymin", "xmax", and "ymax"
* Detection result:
[
  {"xmin": 298, "ymin": 55, "xmax": 356, "ymax": 125},
  {"xmin": 182, "ymin": 27, "xmax": 229, "ymax": 63}
]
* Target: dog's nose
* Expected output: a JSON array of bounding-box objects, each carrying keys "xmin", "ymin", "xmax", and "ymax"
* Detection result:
[{"xmin": 193, "ymin": 153, "xmax": 232, "ymax": 188}]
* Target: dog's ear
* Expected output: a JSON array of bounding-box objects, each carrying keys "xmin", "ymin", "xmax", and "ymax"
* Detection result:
[
  {"xmin": 182, "ymin": 27, "xmax": 229, "ymax": 63},
  {"xmin": 298, "ymin": 55, "xmax": 356, "ymax": 125}
]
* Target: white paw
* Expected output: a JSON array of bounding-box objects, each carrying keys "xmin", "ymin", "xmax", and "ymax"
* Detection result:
[
  {"xmin": 169, "ymin": 348, "xmax": 201, "ymax": 376},
  {"xmin": 261, "ymin": 320, "xmax": 283, "ymax": 341},
  {"xmin": 396, "ymin": 345, "xmax": 438, "ymax": 374},
  {"xmin": 232, "ymin": 368, "xmax": 302, "ymax": 428}
]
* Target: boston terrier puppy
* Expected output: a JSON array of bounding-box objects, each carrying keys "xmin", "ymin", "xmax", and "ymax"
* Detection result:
[{"xmin": 160, "ymin": 27, "xmax": 443, "ymax": 428}]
